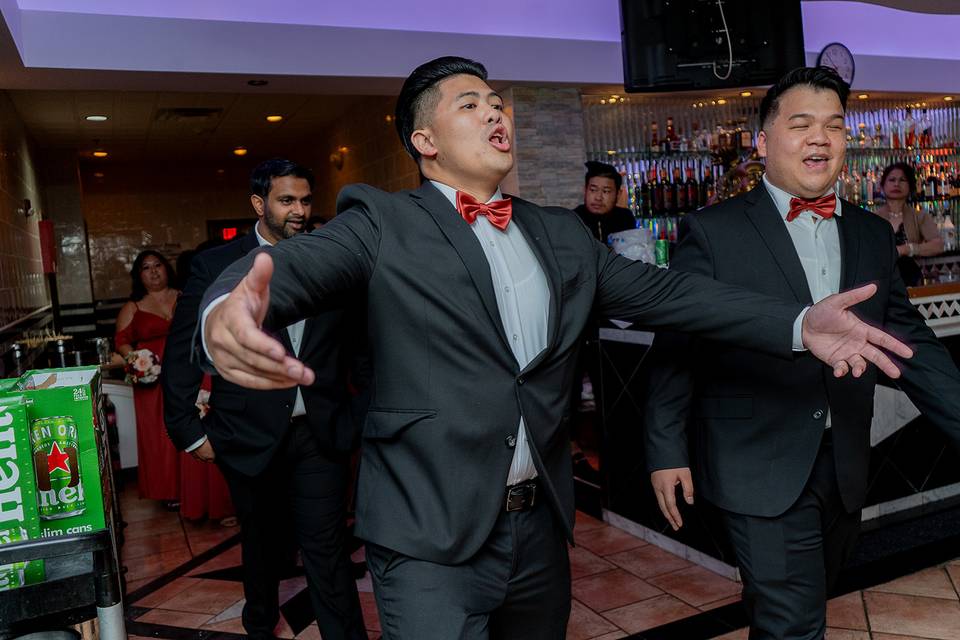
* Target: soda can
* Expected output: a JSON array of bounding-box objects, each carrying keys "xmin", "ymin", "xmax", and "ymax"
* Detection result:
[
  {"xmin": 0, "ymin": 526, "xmax": 28, "ymax": 590},
  {"xmin": 655, "ymin": 238, "xmax": 670, "ymax": 268},
  {"xmin": 30, "ymin": 416, "xmax": 85, "ymax": 520}
]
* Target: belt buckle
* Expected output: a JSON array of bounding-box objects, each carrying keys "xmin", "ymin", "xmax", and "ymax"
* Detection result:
[{"xmin": 506, "ymin": 481, "xmax": 536, "ymax": 512}]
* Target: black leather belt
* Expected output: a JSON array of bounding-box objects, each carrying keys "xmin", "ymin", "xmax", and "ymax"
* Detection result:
[{"xmin": 505, "ymin": 479, "xmax": 538, "ymax": 512}]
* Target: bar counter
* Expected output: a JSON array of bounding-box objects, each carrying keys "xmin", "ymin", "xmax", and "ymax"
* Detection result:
[{"xmin": 595, "ymin": 282, "xmax": 960, "ymax": 578}]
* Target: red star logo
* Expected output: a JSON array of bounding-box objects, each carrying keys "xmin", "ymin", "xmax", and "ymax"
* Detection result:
[{"xmin": 47, "ymin": 441, "xmax": 71, "ymax": 475}]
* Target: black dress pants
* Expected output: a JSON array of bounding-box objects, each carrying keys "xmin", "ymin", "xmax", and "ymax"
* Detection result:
[
  {"xmin": 721, "ymin": 431, "xmax": 860, "ymax": 640},
  {"xmin": 219, "ymin": 418, "xmax": 367, "ymax": 640},
  {"xmin": 366, "ymin": 493, "xmax": 571, "ymax": 640}
]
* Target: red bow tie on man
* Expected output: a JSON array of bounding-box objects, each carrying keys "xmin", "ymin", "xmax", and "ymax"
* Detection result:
[
  {"xmin": 787, "ymin": 193, "xmax": 836, "ymax": 222},
  {"xmin": 456, "ymin": 191, "xmax": 513, "ymax": 231}
]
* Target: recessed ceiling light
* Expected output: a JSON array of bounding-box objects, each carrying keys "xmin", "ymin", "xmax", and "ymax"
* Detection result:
[
  {"xmin": 247, "ymin": 79, "xmax": 269, "ymax": 87},
  {"xmin": 233, "ymin": 147, "xmax": 248, "ymax": 156},
  {"xmin": 93, "ymin": 172, "xmax": 104, "ymax": 178},
  {"xmin": 265, "ymin": 115, "xmax": 283, "ymax": 123},
  {"xmin": 857, "ymin": 93, "xmax": 869, "ymax": 100},
  {"xmin": 717, "ymin": 98, "xmax": 727, "ymax": 105},
  {"xmin": 739, "ymin": 91, "xmax": 752, "ymax": 97},
  {"xmin": 945, "ymin": 96, "xmax": 955, "ymax": 102},
  {"xmin": 84, "ymin": 115, "xmax": 108, "ymax": 122}
]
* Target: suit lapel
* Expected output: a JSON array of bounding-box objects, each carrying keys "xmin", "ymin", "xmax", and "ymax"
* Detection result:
[
  {"xmin": 509, "ymin": 198, "xmax": 562, "ymax": 356},
  {"xmin": 836, "ymin": 201, "xmax": 861, "ymax": 290},
  {"xmin": 410, "ymin": 182, "xmax": 512, "ymax": 352},
  {"xmin": 744, "ymin": 186, "xmax": 814, "ymax": 305}
]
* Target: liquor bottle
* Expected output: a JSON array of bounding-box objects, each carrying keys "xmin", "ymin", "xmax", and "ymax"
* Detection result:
[
  {"xmin": 673, "ymin": 166, "xmax": 686, "ymax": 213},
  {"xmin": 873, "ymin": 123, "xmax": 884, "ymax": 148},
  {"xmin": 664, "ymin": 116, "xmax": 677, "ymax": 153},
  {"xmin": 891, "ymin": 120, "xmax": 902, "ymax": 150},
  {"xmin": 739, "ymin": 118, "xmax": 753, "ymax": 150},
  {"xmin": 942, "ymin": 211, "xmax": 957, "ymax": 252},
  {"xmin": 649, "ymin": 168, "xmax": 663, "ymax": 215},
  {"xmin": 640, "ymin": 172, "xmax": 651, "ymax": 217},
  {"xmin": 685, "ymin": 165, "xmax": 699, "ymax": 210},
  {"xmin": 857, "ymin": 123, "xmax": 867, "ymax": 147},
  {"xmin": 926, "ymin": 165, "xmax": 939, "ymax": 199},
  {"xmin": 919, "ymin": 108, "xmax": 933, "ymax": 147},
  {"xmin": 660, "ymin": 167, "xmax": 674, "ymax": 214},
  {"xmin": 904, "ymin": 108, "xmax": 916, "ymax": 148},
  {"xmin": 700, "ymin": 165, "xmax": 715, "ymax": 205},
  {"xmin": 650, "ymin": 121, "xmax": 660, "ymax": 153}
]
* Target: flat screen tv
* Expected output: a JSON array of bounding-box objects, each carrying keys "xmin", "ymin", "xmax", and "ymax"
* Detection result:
[{"xmin": 620, "ymin": 0, "xmax": 806, "ymax": 92}]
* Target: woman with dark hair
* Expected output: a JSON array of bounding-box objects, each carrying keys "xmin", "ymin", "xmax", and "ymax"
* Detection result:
[
  {"xmin": 115, "ymin": 250, "xmax": 181, "ymax": 507},
  {"xmin": 874, "ymin": 162, "xmax": 943, "ymax": 286}
]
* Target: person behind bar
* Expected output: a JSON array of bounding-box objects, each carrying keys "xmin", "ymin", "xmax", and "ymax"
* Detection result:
[
  {"xmin": 874, "ymin": 162, "xmax": 943, "ymax": 286},
  {"xmin": 161, "ymin": 158, "xmax": 369, "ymax": 640},
  {"xmin": 573, "ymin": 160, "xmax": 636, "ymax": 246},
  {"xmin": 644, "ymin": 67, "xmax": 960, "ymax": 640},
  {"xmin": 197, "ymin": 57, "xmax": 914, "ymax": 639}
]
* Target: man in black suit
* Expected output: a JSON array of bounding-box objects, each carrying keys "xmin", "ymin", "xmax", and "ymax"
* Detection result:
[
  {"xmin": 161, "ymin": 158, "xmax": 367, "ymax": 640},
  {"xmin": 197, "ymin": 58, "xmax": 912, "ymax": 639},
  {"xmin": 644, "ymin": 67, "xmax": 960, "ymax": 639}
]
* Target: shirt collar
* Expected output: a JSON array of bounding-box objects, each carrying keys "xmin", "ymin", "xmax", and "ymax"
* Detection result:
[
  {"xmin": 762, "ymin": 174, "xmax": 841, "ymax": 222},
  {"xmin": 253, "ymin": 221, "xmax": 274, "ymax": 247},
  {"xmin": 430, "ymin": 180, "xmax": 504, "ymax": 210}
]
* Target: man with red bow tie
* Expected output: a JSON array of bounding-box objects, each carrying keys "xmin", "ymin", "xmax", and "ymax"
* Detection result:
[
  {"xmin": 645, "ymin": 66, "xmax": 960, "ymax": 639},
  {"xmin": 198, "ymin": 58, "xmax": 916, "ymax": 639}
]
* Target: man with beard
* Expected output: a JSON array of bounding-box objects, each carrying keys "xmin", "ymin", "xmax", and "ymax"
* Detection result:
[
  {"xmin": 162, "ymin": 158, "xmax": 368, "ymax": 640},
  {"xmin": 195, "ymin": 59, "xmax": 913, "ymax": 638}
]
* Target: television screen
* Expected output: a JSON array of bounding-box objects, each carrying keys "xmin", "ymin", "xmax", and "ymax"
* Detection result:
[{"xmin": 620, "ymin": 0, "xmax": 805, "ymax": 92}]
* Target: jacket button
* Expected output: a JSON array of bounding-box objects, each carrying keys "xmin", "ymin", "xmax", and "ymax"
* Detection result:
[
  {"xmin": 813, "ymin": 409, "xmax": 824, "ymax": 420},
  {"xmin": 517, "ymin": 376, "xmax": 525, "ymax": 385},
  {"xmin": 505, "ymin": 434, "xmax": 517, "ymax": 448}
]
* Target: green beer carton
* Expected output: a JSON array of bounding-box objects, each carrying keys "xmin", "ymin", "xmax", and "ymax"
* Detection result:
[
  {"xmin": 0, "ymin": 393, "xmax": 45, "ymax": 591},
  {"xmin": 16, "ymin": 367, "xmax": 112, "ymax": 539}
]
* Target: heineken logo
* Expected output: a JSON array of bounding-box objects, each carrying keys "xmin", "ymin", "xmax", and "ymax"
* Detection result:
[
  {"xmin": 46, "ymin": 442, "xmax": 72, "ymax": 476},
  {"xmin": 0, "ymin": 406, "xmax": 25, "ymax": 525}
]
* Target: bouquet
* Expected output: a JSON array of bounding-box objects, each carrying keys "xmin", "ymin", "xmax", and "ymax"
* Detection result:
[
  {"xmin": 124, "ymin": 348, "xmax": 161, "ymax": 385},
  {"xmin": 195, "ymin": 388, "xmax": 211, "ymax": 419}
]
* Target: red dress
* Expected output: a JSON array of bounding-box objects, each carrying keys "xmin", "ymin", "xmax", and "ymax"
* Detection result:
[
  {"xmin": 179, "ymin": 375, "xmax": 235, "ymax": 521},
  {"xmin": 115, "ymin": 307, "xmax": 180, "ymax": 501}
]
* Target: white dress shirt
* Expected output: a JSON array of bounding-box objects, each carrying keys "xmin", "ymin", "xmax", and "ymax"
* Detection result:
[
  {"xmin": 763, "ymin": 175, "xmax": 842, "ymax": 427},
  {"xmin": 189, "ymin": 223, "xmax": 307, "ymax": 452},
  {"xmin": 431, "ymin": 181, "xmax": 549, "ymax": 486}
]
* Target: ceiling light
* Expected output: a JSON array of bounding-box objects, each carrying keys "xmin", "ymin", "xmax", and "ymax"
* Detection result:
[
  {"xmin": 857, "ymin": 93, "xmax": 869, "ymax": 99},
  {"xmin": 265, "ymin": 115, "xmax": 283, "ymax": 123},
  {"xmin": 945, "ymin": 96, "xmax": 954, "ymax": 101},
  {"xmin": 717, "ymin": 99, "xmax": 727, "ymax": 105},
  {"xmin": 84, "ymin": 115, "xmax": 108, "ymax": 122},
  {"xmin": 233, "ymin": 147, "xmax": 248, "ymax": 157},
  {"xmin": 92, "ymin": 150, "xmax": 108, "ymax": 158},
  {"xmin": 739, "ymin": 91, "xmax": 752, "ymax": 97},
  {"xmin": 93, "ymin": 172, "xmax": 104, "ymax": 178}
]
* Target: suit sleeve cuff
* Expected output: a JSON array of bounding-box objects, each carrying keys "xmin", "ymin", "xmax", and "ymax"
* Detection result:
[
  {"xmin": 793, "ymin": 306, "xmax": 809, "ymax": 352},
  {"xmin": 184, "ymin": 435, "xmax": 208, "ymax": 452},
  {"xmin": 200, "ymin": 293, "xmax": 231, "ymax": 362}
]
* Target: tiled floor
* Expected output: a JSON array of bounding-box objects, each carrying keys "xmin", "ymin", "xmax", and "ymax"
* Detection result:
[{"xmin": 116, "ymin": 482, "xmax": 960, "ymax": 640}]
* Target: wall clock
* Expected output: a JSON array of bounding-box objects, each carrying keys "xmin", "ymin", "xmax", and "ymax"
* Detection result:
[{"xmin": 817, "ymin": 42, "xmax": 855, "ymax": 85}]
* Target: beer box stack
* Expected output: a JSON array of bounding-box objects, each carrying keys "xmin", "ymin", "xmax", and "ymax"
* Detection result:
[{"xmin": 0, "ymin": 366, "xmax": 112, "ymax": 591}]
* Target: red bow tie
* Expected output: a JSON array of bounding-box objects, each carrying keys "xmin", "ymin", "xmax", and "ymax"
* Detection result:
[
  {"xmin": 787, "ymin": 194, "xmax": 836, "ymax": 222},
  {"xmin": 456, "ymin": 191, "xmax": 513, "ymax": 231}
]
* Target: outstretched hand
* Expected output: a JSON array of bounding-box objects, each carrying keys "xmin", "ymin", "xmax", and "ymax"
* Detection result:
[
  {"xmin": 203, "ymin": 252, "xmax": 315, "ymax": 389},
  {"xmin": 802, "ymin": 283, "xmax": 913, "ymax": 378}
]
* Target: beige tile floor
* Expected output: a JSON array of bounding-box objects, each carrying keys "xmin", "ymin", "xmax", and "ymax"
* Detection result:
[{"xmin": 116, "ymin": 483, "xmax": 960, "ymax": 639}]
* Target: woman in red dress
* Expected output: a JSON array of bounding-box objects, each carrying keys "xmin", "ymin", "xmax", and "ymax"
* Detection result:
[{"xmin": 115, "ymin": 250, "xmax": 181, "ymax": 506}]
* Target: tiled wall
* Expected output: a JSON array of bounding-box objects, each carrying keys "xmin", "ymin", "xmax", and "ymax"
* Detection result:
[
  {"xmin": 310, "ymin": 96, "xmax": 420, "ymax": 217},
  {"xmin": 43, "ymin": 151, "xmax": 93, "ymax": 306},
  {"xmin": 0, "ymin": 90, "xmax": 48, "ymax": 328},
  {"xmin": 508, "ymin": 86, "xmax": 587, "ymax": 209},
  {"xmin": 80, "ymin": 160, "xmax": 256, "ymax": 301}
]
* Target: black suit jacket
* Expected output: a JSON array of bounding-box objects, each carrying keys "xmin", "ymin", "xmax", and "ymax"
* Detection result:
[
  {"xmin": 200, "ymin": 181, "xmax": 810, "ymax": 564},
  {"xmin": 162, "ymin": 231, "xmax": 368, "ymax": 477},
  {"xmin": 644, "ymin": 186, "xmax": 960, "ymax": 518}
]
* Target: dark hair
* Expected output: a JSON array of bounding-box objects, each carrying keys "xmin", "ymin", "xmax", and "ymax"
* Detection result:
[
  {"xmin": 584, "ymin": 161, "xmax": 623, "ymax": 191},
  {"xmin": 250, "ymin": 158, "xmax": 315, "ymax": 198},
  {"xmin": 881, "ymin": 162, "xmax": 917, "ymax": 197},
  {"xmin": 129, "ymin": 250, "xmax": 175, "ymax": 301},
  {"xmin": 759, "ymin": 66, "xmax": 850, "ymax": 130},
  {"xmin": 395, "ymin": 56, "xmax": 488, "ymax": 163}
]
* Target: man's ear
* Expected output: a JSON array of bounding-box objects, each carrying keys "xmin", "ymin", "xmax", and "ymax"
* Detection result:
[
  {"xmin": 756, "ymin": 130, "xmax": 768, "ymax": 158},
  {"xmin": 412, "ymin": 128, "xmax": 438, "ymax": 160},
  {"xmin": 250, "ymin": 194, "xmax": 265, "ymax": 216}
]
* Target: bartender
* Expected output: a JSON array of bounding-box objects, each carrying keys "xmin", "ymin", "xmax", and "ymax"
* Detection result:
[
  {"xmin": 874, "ymin": 162, "xmax": 944, "ymax": 286},
  {"xmin": 574, "ymin": 161, "xmax": 636, "ymax": 245}
]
